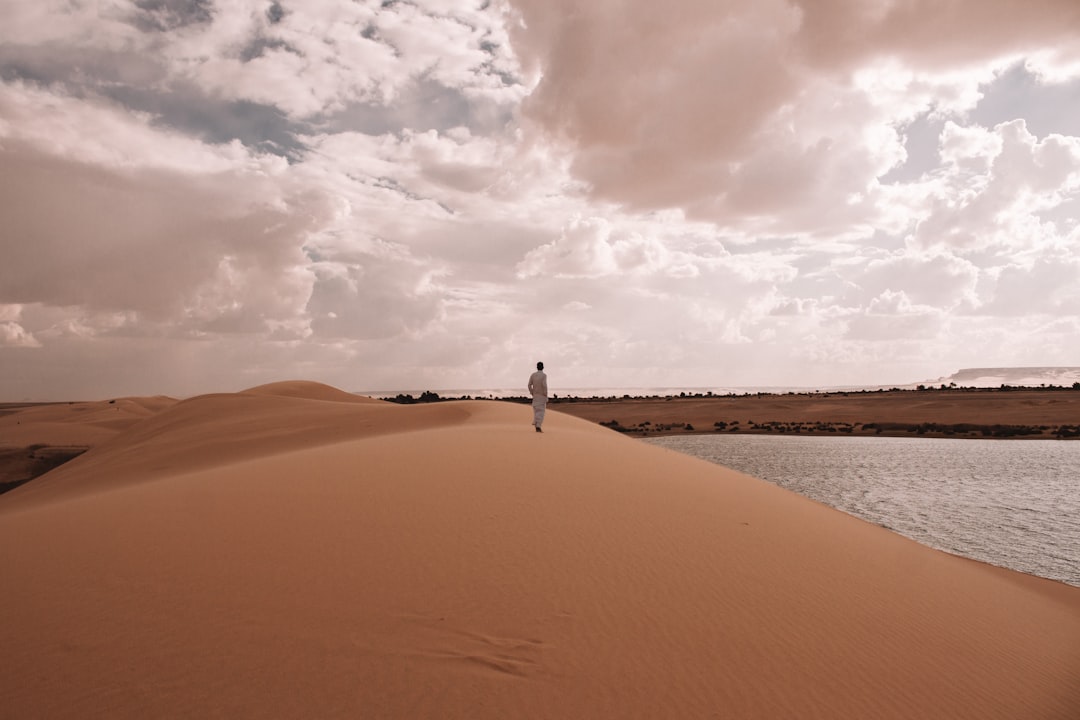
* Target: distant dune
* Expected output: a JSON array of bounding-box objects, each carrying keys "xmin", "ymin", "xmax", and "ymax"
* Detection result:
[{"xmin": 1, "ymin": 381, "xmax": 1078, "ymax": 718}]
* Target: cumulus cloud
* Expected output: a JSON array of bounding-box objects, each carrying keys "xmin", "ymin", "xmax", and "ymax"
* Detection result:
[
  {"xmin": 845, "ymin": 290, "xmax": 944, "ymax": 342},
  {"xmin": 978, "ymin": 255, "xmax": 1080, "ymax": 316},
  {"xmin": 2, "ymin": 0, "xmax": 1080, "ymax": 398},
  {"xmin": 0, "ymin": 81, "xmax": 328, "ymax": 341},
  {"xmin": 848, "ymin": 251, "xmax": 980, "ymax": 310},
  {"xmin": 0, "ymin": 305, "xmax": 40, "ymax": 348},
  {"xmin": 517, "ymin": 216, "xmax": 691, "ymax": 279},
  {"xmin": 911, "ymin": 119, "xmax": 1080, "ymax": 251},
  {"xmin": 508, "ymin": 0, "xmax": 1080, "ymax": 229},
  {"xmin": 148, "ymin": 0, "xmax": 526, "ymax": 118}
]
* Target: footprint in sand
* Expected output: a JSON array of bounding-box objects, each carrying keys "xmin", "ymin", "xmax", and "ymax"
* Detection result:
[{"xmin": 400, "ymin": 616, "xmax": 548, "ymax": 679}]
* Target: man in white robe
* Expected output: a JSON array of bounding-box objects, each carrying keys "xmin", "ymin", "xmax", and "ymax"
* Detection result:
[{"xmin": 528, "ymin": 362, "xmax": 548, "ymax": 432}]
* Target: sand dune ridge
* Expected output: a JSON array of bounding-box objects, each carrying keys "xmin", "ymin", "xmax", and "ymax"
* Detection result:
[{"xmin": 1, "ymin": 382, "xmax": 467, "ymax": 508}]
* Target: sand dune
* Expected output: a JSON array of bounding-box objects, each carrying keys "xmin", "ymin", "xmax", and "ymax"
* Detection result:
[
  {"xmin": 2, "ymin": 381, "xmax": 468, "ymax": 505},
  {"xmin": 0, "ymin": 394, "xmax": 176, "ymax": 447},
  {"xmin": 0, "ymin": 394, "xmax": 179, "ymax": 491},
  {"xmin": 1, "ymin": 382, "xmax": 1078, "ymax": 718}
]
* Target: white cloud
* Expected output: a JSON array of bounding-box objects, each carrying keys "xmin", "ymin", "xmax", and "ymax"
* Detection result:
[
  {"xmin": 940, "ymin": 122, "xmax": 1002, "ymax": 172},
  {"xmin": 0, "ymin": 322, "xmax": 38, "ymax": 348},
  {"xmin": 0, "ymin": 0, "xmax": 139, "ymax": 49},
  {"xmin": 852, "ymin": 251, "xmax": 980, "ymax": 310},
  {"xmin": 0, "ymin": 81, "xmax": 330, "ymax": 345},
  {"xmin": 515, "ymin": 214, "xmax": 722, "ymax": 281},
  {"xmin": 2, "ymin": 0, "xmax": 1080, "ymax": 398},
  {"xmin": 1026, "ymin": 47, "xmax": 1080, "ymax": 84},
  {"xmin": 0, "ymin": 305, "xmax": 40, "ymax": 348},
  {"xmin": 845, "ymin": 290, "xmax": 945, "ymax": 341},
  {"xmin": 0, "ymin": 81, "xmax": 279, "ymax": 174},
  {"xmin": 508, "ymin": 0, "xmax": 1080, "ymax": 235},
  {"xmin": 979, "ymin": 255, "xmax": 1080, "ymax": 316},
  {"xmin": 516, "ymin": 217, "xmax": 620, "ymax": 279},
  {"xmin": 911, "ymin": 119, "xmax": 1080, "ymax": 252},
  {"xmin": 153, "ymin": 0, "xmax": 526, "ymax": 118}
]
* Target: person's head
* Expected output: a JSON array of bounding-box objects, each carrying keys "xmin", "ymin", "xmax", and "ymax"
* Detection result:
[{"xmin": 537, "ymin": 361, "xmax": 544, "ymax": 371}]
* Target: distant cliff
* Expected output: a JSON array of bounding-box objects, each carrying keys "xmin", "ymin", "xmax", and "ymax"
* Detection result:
[{"xmin": 932, "ymin": 367, "xmax": 1080, "ymax": 388}]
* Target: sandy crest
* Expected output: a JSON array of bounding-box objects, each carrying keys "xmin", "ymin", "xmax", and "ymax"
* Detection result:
[
  {"xmin": 2, "ymin": 381, "xmax": 468, "ymax": 506},
  {"xmin": 1, "ymin": 383, "xmax": 1078, "ymax": 719}
]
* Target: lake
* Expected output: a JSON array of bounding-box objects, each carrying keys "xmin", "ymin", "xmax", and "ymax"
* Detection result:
[{"xmin": 645, "ymin": 434, "xmax": 1080, "ymax": 587}]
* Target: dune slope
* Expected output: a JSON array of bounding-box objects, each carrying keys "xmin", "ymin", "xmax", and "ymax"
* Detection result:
[
  {"xmin": 0, "ymin": 394, "xmax": 179, "ymax": 492},
  {"xmin": 2, "ymin": 381, "xmax": 466, "ymax": 506},
  {"xmin": 0, "ymin": 394, "xmax": 176, "ymax": 446},
  {"xmin": 1, "ymin": 386, "xmax": 1078, "ymax": 719}
]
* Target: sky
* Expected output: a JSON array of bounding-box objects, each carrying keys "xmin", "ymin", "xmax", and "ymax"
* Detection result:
[{"xmin": 2, "ymin": 0, "xmax": 1080, "ymax": 400}]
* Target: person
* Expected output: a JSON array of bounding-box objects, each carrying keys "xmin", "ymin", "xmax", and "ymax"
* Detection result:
[{"xmin": 528, "ymin": 361, "xmax": 548, "ymax": 432}]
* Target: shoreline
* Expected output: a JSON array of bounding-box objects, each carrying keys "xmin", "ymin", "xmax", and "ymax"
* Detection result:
[{"xmin": 643, "ymin": 434, "xmax": 1080, "ymax": 589}]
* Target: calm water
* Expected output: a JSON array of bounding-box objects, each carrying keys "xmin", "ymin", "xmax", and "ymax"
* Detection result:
[{"xmin": 645, "ymin": 435, "xmax": 1080, "ymax": 587}]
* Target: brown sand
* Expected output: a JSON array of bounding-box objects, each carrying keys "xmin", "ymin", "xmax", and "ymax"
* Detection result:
[
  {"xmin": 0, "ymin": 396, "xmax": 178, "ymax": 491},
  {"xmin": 554, "ymin": 388, "xmax": 1080, "ymax": 438},
  {"xmin": 1, "ymin": 381, "xmax": 1078, "ymax": 718}
]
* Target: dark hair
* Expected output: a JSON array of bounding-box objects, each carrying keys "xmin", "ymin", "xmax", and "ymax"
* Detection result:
[{"xmin": 537, "ymin": 361, "xmax": 544, "ymax": 370}]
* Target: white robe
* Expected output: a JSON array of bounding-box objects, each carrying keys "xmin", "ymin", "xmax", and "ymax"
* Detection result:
[{"xmin": 528, "ymin": 370, "xmax": 548, "ymax": 426}]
